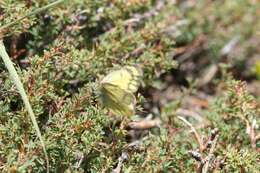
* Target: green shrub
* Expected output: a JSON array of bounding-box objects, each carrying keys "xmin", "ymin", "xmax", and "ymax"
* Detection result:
[{"xmin": 0, "ymin": 0, "xmax": 259, "ymax": 172}]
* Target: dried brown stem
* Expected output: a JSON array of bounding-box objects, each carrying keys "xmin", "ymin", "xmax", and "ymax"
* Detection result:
[
  {"xmin": 245, "ymin": 119, "xmax": 257, "ymax": 149},
  {"xmin": 123, "ymin": 44, "xmax": 146, "ymax": 59},
  {"xmin": 202, "ymin": 135, "xmax": 219, "ymax": 173},
  {"xmin": 112, "ymin": 152, "xmax": 128, "ymax": 173},
  {"xmin": 128, "ymin": 118, "xmax": 161, "ymax": 130},
  {"xmin": 178, "ymin": 116, "xmax": 205, "ymax": 152}
]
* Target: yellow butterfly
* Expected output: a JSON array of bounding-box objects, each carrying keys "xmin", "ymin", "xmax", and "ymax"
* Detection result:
[{"xmin": 100, "ymin": 66, "xmax": 142, "ymax": 116}]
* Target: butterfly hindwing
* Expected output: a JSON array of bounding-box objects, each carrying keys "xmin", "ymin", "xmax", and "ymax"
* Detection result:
[{"xmin": 100, "ymin": 83, "xmax": 136, "ymax": 116}]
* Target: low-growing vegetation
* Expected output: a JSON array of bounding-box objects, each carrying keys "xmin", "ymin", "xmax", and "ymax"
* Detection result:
[{"xmin": 0, "ymin": 0, "xmax": 259, "ymax": 172}]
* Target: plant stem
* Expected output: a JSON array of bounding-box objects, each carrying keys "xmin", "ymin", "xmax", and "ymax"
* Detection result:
[
  {"xmin": 0, "ymin": 40, "xmax": 49, "ymax": 173},
  {"xmin": 178, "ymin": 116, "xmax": 205, "ymax": 152}
]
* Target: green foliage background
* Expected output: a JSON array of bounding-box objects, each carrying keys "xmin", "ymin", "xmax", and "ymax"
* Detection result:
[{"xmin": 0, "ymin": 0, "xmax": 259, "ymax": 172}]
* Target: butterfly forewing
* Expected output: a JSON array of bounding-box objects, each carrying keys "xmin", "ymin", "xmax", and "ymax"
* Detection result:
[{"xmin": 101, "ymin": 66, "xmax": 142, "ymax": 93}]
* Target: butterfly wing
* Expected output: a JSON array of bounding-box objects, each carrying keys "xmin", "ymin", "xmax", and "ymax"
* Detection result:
[
  {"xmin": 101, "ymin": 66, "xmax": 142, "ymax": 93},
  {"xmin": 100, "ymin": 83, "xmax": 136, "ymax": 116}
]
